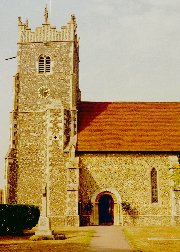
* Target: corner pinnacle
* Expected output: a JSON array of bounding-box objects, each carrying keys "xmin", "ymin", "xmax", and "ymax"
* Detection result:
[{"xmin": 44, "ymin": 5, "xmax": 49, "ymax": 24}]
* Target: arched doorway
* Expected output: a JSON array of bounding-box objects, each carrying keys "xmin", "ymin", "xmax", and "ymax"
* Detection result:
[
  {"xmin": 99, "ymin": 194, "xmax": 114, "ymax": 225},
  {"xmin": 91, "ymin": 188, "xmax": 122, "ymax": 226}
]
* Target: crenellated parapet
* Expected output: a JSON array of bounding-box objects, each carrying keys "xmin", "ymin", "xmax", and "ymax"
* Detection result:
[{"xmin": 18, "ymin": 8, "xmax": 78, "ymax": 43}]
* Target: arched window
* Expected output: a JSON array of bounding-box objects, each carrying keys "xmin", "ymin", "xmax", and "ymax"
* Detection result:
[
  {"xmin": 38, "ymin": 55, "xmax": 51, "ymax": 73},
  {"xmin": 151, "ymin": 168, "xmax": 158, "ymax": 203},
  {"xmin": 45, "ymin": 56, "xmax": 51, "ymax": 73}
]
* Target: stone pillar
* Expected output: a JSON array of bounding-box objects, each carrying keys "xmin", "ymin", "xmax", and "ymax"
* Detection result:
[
  {"xmin": 169, "ymin": 155, "xmax": 180, "ymax": 225},
  {"xmin": 35, "ymin": 184, "xmax": 53, "ymax": 236},
  {"xmin": 66, "ymin": 156, "xmax": 79, "ymax": 226},
  {"xmin": 174, "ymin": 191, "xmax": 180, "ymax": 225}
]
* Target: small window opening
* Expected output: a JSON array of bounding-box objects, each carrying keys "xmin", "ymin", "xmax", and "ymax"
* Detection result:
[
  {"xmin": 46, "ymin": 56, "xmax": 51, "ymax": 73},
  {"xmin": 151, "ymin": 168, "xmax": 158, "ymax": 203},
  {"xmin": 38, "ymin": 56, "xmax": 51, "ymax": 73},
  {"xmin": 39, "ymin": 56, "xmax": 45, "ymax": 73}
]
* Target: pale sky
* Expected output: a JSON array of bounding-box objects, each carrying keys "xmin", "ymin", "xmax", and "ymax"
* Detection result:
[{"xmin": 0, "ymin": 0, "xmax": 180, "ymax": 188}]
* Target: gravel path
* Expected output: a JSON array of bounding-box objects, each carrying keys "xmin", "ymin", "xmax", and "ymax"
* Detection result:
[{"xmin": 88, "ymin": 226, "xmax": 133, "ymax": 252}]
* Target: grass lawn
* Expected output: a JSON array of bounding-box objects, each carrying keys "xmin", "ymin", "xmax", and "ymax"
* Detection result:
[
  {"xmin": 123, "ymin": 226, "xmax": 180, "ymax": 252},
  {"xmin": 0, "ymin": 227, "xmax": 95, "ymax": 252}
]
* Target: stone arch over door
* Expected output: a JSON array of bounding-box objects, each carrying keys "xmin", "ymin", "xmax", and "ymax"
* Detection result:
[{"xmin": 91, "ymin": 188, "xmax": 122, "ymax": 225}]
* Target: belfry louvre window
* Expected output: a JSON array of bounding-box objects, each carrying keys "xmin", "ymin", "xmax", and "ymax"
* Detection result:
[
  {"xmin": 151, "ymin": 168, "xmax": 158, "ymax": 203},
  {"xmin": 45, "ymin": 56, "xmax": 51, "ymax": 72},
  {"xmin": 38, "ymin": 56, "xmax": 51, "ymax": 73}
]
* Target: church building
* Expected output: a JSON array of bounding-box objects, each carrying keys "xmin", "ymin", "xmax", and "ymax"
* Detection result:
[{"xmin": 4, "ymin": 8, "xmax": 180, "ymax": 227}]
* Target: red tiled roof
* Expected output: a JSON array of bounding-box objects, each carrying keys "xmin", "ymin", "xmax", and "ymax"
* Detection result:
[{"xmin": 77, "ymin": 102, "xmax": 180, "ymax": 151}]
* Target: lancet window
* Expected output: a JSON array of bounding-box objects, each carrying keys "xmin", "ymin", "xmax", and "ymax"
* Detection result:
[{"xmin": 151, "ymin": 168, "xmax": 158, "ymax": 203}]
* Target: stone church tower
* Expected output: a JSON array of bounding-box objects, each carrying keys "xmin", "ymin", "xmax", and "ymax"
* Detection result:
[{"xmin": 5, "ymin": 7, "xmax": 81, "ymax": 226}]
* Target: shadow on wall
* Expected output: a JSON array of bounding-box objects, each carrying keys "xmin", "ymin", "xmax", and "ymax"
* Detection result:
[
  {"xmin": 78, "ymin": 158, "xmax": 100, "ymax": 226},
  {"xmin": 78, "ymin": 158, "xmax": 124, "ymax": 226}
]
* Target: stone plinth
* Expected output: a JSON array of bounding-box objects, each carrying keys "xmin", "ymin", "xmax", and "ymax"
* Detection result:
[{"xmin": 35, "ymin": 216, "xmax": 53, "ymax": 236}]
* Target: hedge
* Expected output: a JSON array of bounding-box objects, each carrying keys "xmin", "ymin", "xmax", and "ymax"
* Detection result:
[{"xmin": 0, "ymin": 204, "xmax": 40, "ymax": 234}]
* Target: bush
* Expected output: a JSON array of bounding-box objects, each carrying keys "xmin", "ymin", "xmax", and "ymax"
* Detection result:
[
  {"xmin": 121, "ymin": 201, "xmax": 131, "ymax": 212},
  {"xmin": 30, "ymin": 235, "xmax": 55, "ymax": 241},
  {"xmin": 29, "ymin": 234, "xmax": 66, "ymax": 241},
  {"xmin": 0, "ymin": 204, "xmax": 40, "ymax": 235}
]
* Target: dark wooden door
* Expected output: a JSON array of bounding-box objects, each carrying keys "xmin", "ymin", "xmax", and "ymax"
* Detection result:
[{"xmin": 99, "ymin": 194, "xmax": 114, "ymax": 225}]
